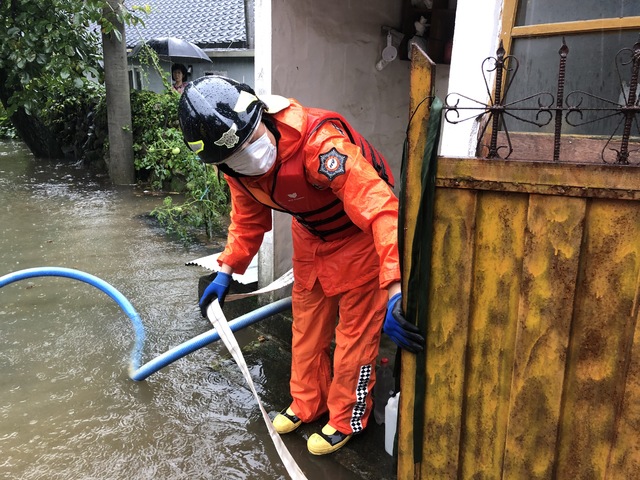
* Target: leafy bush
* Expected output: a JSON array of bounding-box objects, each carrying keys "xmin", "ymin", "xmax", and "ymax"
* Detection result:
[
  {"xmin": 0, "ymin": 106, "xmax": 18, "ymax": 139},
  {"xmin": 131, "ymin": 89, "xmax": 180, "ymax": 188},
  {"xmin": 151, "ymin": 164, "xmax": 230, "ymax": 241},
  {"xmin": 130, "ymin": 89, "xmax": 230, "ymax": 242},
  {"xmin": 40, "ymin": 82, "xmax": 104, "ymax": 160}
]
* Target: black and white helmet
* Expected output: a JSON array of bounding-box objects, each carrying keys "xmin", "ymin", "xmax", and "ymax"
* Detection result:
[{"xmin": 178, "ymin": 76, "xmax": 264, "ymax": 164}]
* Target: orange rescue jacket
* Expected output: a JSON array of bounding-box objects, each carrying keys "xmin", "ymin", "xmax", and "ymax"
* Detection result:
[{"xmin": 218, "ymin": 99, "xmax": 401, "ymax": 294}]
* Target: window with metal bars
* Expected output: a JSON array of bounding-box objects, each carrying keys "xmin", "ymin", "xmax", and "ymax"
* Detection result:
[{"xmin": 444, "ymin": 1, "xmax": 640, "ymax": 164}]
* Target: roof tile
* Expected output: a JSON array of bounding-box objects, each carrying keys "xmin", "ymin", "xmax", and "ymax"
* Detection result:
[{"xmin": 125, "ymin": 0, "xmax": 247, "ymax": 49}]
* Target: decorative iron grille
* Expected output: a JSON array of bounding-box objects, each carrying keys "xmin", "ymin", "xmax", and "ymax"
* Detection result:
[{"xmin": 443, "ymin": 35, "xmax": 640, "ymax": 165}]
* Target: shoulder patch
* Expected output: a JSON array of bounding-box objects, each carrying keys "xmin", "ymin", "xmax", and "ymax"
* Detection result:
[{"xmin": 318, "ymin": 147, "xmax": 347, "ymax": 181}]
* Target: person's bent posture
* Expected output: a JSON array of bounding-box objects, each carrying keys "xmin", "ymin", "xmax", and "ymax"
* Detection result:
[{"xmin": 178, "ymin": 76, "xmax": 424, "ymax": 455}]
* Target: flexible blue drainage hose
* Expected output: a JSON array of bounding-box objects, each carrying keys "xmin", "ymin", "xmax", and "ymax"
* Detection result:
[
  {"xmin": 130, "ymin": 296, "xmax": 292, "ymax": 381},
  {"xmin": 0, "ymin": 267, "xmax": 292, "ymax": 381},
  {"xmin": 0, "ymin": 267, "xmax": 145, "ymax": 375}
]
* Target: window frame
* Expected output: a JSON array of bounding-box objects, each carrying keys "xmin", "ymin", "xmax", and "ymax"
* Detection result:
[
  {"xmin": 490, "ymin": 1, "xmax": 640, "ymax": 163},
  {"xmin": 501, "ymin": 2, "xmax": 640, "ymax": 51}
]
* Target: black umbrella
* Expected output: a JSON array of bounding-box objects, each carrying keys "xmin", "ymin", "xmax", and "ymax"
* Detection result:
[{"xmin": 131, "ymin": 36, "xmax": 212, "ymax": 63}]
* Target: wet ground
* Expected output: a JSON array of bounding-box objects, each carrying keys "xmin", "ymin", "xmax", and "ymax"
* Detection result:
[{"xmin": 0, "ymin": 140, "xmax": 397, "ymax": 479}]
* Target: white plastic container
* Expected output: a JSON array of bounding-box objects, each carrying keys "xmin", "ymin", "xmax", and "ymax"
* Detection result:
[{"xmin": 384, "ymin": 392, "xmax": 400, "ymax": 455}]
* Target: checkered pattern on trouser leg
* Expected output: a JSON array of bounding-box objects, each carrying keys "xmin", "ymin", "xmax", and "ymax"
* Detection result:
[{"xmin": 350, "ymin": 364, "xmax": 372, "ymax": 433}]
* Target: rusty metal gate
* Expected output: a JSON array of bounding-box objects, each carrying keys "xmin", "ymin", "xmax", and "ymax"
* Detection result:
[{"xmin": 397, "ymin": 47, "xmax": 640, "ymax": 479}]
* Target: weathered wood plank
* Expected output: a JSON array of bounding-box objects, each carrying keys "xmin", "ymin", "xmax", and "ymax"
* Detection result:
[
  {"xmin": 607, "ymin": 264, "xmax": 640, "ymax": 477},
  {"xmin": 556, "ymin": 200, "xmax": 640, "ymax": 479},
  {"xmin": 436, "ymin": 157, "xmax": 640, "ymax": 201},
  {"xmin": 419, "ymin": 188, "xmax": 476, "ymax": 478},
  {"xmin": 490, "ymin": 132, "xmax": 640, "ymax": 165},
  {"xmin": 459, "ymin": 191, "xmax": 527, "ymax": 478},
  {"xmin": 399, "ymin": 44, "xmax": 435, "ymax": 480},
  {"xmin": 503, "ymin": 195, "xmax": 586, "ymax": 479},
  {"xmin": 512, "ymin": 16, "xmax": 640, "ymax": 38}
]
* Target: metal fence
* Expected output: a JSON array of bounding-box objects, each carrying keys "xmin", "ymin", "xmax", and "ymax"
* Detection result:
[{"xmin": 443, "ymin": 35, "xmax": 640, "ymax": 164}]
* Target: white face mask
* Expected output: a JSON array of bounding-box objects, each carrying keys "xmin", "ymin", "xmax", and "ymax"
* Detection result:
[{"xmin": 223, "ymin": 131, "xmax": 277, "ymax": 176}]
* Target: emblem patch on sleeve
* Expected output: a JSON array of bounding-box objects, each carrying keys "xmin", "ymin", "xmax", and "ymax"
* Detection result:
[{"xmin": 318, "ymin": 147, "xmax": 347, "ymax": 181}]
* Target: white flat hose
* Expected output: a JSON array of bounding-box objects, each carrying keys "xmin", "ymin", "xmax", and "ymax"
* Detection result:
[
  {"xmin": 207, "ymin": 299, "xmax": 308, "ymax": 480},
  {"xmin": 225, "ymin": 268, "xmax": 294, "ymax": 302}
]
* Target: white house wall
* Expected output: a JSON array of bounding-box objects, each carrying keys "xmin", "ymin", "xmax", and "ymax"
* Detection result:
[
  {"xmin": 439, "ymin": 0, "xmax": 503, "ymax": 157},
  {"xmin": 263, "ymin": 0, "xmax": 408, "ymax": 173},
  {"xmin": 253, "ymin": 0, "xmax": 491, "ymax": 288}
]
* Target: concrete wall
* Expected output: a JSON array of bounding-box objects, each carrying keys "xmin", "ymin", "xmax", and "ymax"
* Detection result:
[
  {"xmin": 265, "ymin": 0, "xmax": 408, "ymax": 177},
  {"xmin": 253, "ymin": 0, "xmax": 453, "ymax": 286}
]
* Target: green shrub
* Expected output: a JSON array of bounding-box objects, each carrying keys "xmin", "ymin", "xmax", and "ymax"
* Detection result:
[
  {"xmin": 40, "ymin": 82, "xmax": 104, "ymax": 160},
  {"xmin": 130, "ymin": 89, "xmax": 230, "ymax": 242},
  {"xmin": 151, "ymin": 164, "xmax": 230, "ymax": 241},
  {"xmin": 0, "ymin": 104, "xmax": 18, "ymax": 139}
]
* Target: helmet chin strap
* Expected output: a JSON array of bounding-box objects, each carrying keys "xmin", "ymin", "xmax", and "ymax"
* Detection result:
[{"xmin": 216, "ymin": 162, "xmax": 245, "ymax": 178}]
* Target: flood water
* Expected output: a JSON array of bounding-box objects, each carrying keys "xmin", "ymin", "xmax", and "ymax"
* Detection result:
[
  {"xmin": 0, "ymin": 140, "xmax": 393, "ymax": 480},
  {"xmin": 0, "ymin": 139, "xmax": 281, "ymax": 479},
  {"xmin": 0, "ymin": 141, "xmax": 394, "ymax": 480}
]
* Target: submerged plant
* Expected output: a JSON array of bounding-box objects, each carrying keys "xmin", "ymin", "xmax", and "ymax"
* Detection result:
[{"xmin": 150, "ymin": 162, "xmax": 230, "ymax": 242}]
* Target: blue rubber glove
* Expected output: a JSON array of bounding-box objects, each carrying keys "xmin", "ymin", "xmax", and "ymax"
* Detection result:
[
  {"xmin": 199, "ymin": 271, "xmax": 232, "ymax": 317},
  {"xmin": 383, "ymin": 293, "xmax": 424, "ymax": 353}
]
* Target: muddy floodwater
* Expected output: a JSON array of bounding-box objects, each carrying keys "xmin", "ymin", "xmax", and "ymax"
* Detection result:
[{"xmin": 0, "ymin": 141, "xmax": 395, "ymax": 480}]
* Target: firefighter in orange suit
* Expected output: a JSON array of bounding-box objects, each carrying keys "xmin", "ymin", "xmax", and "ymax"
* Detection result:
[{"xmin": 178, "ymin": 76, "xmax": 424, "ymax": 455}]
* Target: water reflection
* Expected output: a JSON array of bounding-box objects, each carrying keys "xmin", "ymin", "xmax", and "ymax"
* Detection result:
[{"xmin": 0, "ymin": 141, "xmax": 293, "ymax": 479}]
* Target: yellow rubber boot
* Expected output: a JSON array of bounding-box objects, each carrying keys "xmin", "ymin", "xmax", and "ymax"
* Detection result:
[
  {"xmin": 272, "ymin": 407, "xmax": 302, "ymax": 434},
  {"xmin": 307, "ymin": 424, "xmax": 352, "ymax": 455}
]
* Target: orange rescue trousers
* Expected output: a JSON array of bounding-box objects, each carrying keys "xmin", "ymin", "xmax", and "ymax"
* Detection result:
[{"xmin": 289, "ymin": 276, "xmax": 387, "ymax": 434}]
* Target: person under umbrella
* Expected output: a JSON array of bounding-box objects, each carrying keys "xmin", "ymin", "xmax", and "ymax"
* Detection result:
[{"xmin": 172, "ymin": 64, "xmax": 189, "ymax": 94}]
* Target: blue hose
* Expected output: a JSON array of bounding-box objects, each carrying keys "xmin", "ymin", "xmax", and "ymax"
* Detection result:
[
  {"xmin": 0, "ymin": 267, "xmax": 292, "ymax": 381},
  {"xmin": 0, "ymin": 267, "xmax": 145, "ymax": 376},
  {"xmin": 130, "ymin": 296, "xmax": 292, "ymax": 381}
]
